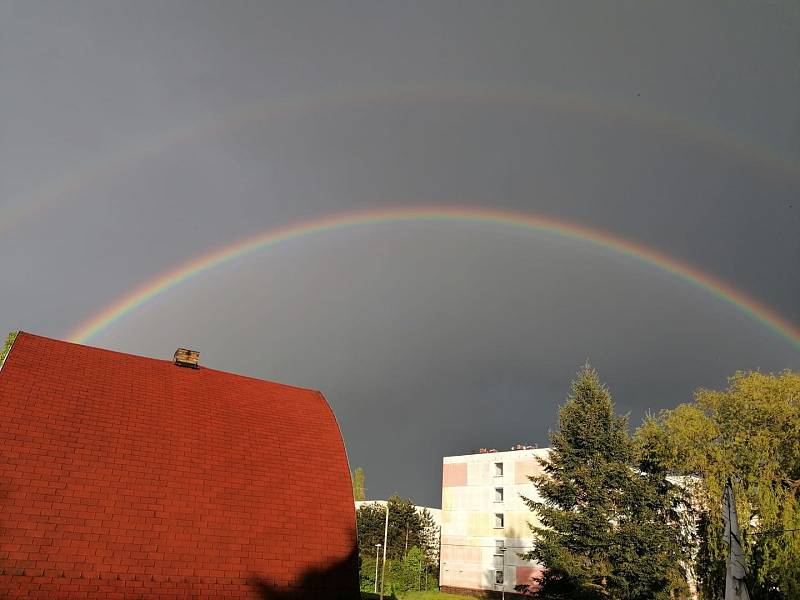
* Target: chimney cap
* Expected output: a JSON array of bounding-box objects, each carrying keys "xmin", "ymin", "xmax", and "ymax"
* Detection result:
[{"xmin": 174, "ymin": 348, "xmax": 199, "ymax": 368}]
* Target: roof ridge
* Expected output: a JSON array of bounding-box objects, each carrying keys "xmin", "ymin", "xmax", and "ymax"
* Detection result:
[{"xmin": 14, "ymin": 331, "xmax": 323, "ymax": 394}]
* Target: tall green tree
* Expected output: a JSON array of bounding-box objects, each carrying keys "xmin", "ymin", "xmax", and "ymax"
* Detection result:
[
  {"xmin": 523, "ymin": 364, "xmax": 687, "ymax": 599},
  {"xmin": 417, "ymin": 507, "xmax": 440, "ymax": 566},
  {"xmin": 356, "ymin": 495, "xmax": 440, "ymax": 593},
  {"xmin": 634, "ymin": 370, "xmax": 800, "ymax": 600},
  {"xmin": 356, "ymin": 495, "xmax": 436, "ymax": 562},
  {"xmin": 353, "ymin": 467, "xmax": 366, "ymax": 501}
]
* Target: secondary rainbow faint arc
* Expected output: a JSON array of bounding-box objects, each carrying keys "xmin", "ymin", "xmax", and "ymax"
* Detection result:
[
  {"xmin": 68, "ymin": 206, "xmax": 800, "ymax": 348},
  {"xmin": 5, "ymin": 83, "xmax": 800, "ymax": 237}
]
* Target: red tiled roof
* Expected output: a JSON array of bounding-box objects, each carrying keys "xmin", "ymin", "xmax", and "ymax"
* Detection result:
[{"xmin": 0, "ymin": 333, "xmax": 358, "ymax": 599}]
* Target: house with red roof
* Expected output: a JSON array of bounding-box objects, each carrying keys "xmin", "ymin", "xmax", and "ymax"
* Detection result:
[{"xmin": 0, "ymin": 332, "xmax": 358, "ymax": 599}]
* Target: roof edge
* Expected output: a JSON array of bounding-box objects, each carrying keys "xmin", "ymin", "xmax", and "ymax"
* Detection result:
[
  {"xmin": 316, "ymin": 389, "xmax": 358, "ymax": 517},
  {"xmin": 4, "ymin": 331, "xmax": 323, "ymax": 394},
  {"xmin": 442, "ymin": 447, "xmax": 551, "ymax": 462}
]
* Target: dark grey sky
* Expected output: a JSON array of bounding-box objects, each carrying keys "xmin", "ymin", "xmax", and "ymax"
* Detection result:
[{"xmin": 1, "ymin": 1, "xmax": 798, "ymax": 506}]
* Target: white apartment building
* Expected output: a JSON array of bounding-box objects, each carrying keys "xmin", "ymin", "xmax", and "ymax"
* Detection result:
[{"xmin": 439, "ymin": 447, "xmax": 548, "ymax": 596}]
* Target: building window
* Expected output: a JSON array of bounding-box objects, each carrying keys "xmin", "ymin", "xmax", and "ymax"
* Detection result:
[
  {"xmin": 495, "ymin": 513, "xmax": 504, "ymax": 528},
  {"xmin": 494, "ymin": 487, "xmax": 504, "ymax": 502},
  {"xmin": 495, "ymin": 570, "xmax": 504, "ymax": 585},
  {"xmin": 495, "ymin": 540, "xmax": 505, "ymax": 555},
  {"xmin": 494, "ymin": 462, "xmax": 503, "ymax": 477}
]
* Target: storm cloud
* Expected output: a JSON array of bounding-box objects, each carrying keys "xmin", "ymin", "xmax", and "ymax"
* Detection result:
[{"xmin": 1, "ymin": 1, "xmax": 797, "ymax": 505}]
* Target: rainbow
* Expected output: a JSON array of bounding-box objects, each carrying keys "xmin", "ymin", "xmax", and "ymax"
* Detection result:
[
  {"xmin": 5, "ymin": 84, "xmax": 800, "ymax": 237},
  {"xmin": 68, "ymin": 206, "xmax": 800, "ymax": 348}
]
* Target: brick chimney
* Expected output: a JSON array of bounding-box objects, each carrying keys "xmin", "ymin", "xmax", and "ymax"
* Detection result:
[{"xmin": 173, "ymin": 348, "xmax": 199, "ymax": 368}]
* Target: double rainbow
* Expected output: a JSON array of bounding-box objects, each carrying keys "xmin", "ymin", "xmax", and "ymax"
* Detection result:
[{"xmin": 68, "ymin": 206, "xmax": 799, "ymax": 348}]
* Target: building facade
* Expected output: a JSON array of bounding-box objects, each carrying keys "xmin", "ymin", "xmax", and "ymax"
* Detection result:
[{"xmin": 440, "ymin": 447, "xmax": 548, "ymax": 597}]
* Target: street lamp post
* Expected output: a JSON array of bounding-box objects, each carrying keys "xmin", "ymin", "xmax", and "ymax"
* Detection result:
[
  {"xmin": 380, "ymin": 502, "xmax": 389, "ymax": 600},
  {"xmin": 374, "ymin": 544, "xmax": 382, "ymax": 593},
  {"xmin": 499, "ymin": 545, "xmax": 507, "ymax": 600}
]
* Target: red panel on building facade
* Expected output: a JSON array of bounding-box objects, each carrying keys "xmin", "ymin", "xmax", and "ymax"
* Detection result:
[
  {"xmin": 0, "ymin": 333, "xmax": 358, "ymax": 599},
  {"xmin": 515, "ymin": 566, "xmax": 543, "ymax": 589},
  {"xmin": 442, "ymin": 463, "xmax": 468, "ymax": 487}
]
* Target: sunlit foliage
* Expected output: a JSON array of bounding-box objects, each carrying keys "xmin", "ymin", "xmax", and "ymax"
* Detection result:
[{"xmin": 635, "ymin": 370, "xmax": 800, "ymax": 599}]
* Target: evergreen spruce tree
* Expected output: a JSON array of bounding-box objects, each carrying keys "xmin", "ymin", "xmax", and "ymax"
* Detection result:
[{"xmin": 523, "ymin": 364, "xmax": 687, "ymax": 599}]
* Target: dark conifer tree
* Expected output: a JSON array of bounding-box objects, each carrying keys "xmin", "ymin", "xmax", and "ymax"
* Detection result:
[
  {"xmin": 522, "ymin": 364, "xmax": 687, "ymax": 599},
  {"xmin": 356, "ymin": 495, "xmax": 432, "ymax": 561}
]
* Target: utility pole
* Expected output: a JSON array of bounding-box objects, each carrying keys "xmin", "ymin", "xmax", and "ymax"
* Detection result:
[
  {"xmin": 499, "ymin": 545, "xmax": 507, "ymax": 600},
  {"xmin": 724, "ymin": 478, "xmax": 750, "ymax": 599},
  {"xmin": 380, "ymin": 503, "xmax": 389, "ymax": 600},
  {"xmin": 374, "ymin": 544, "xmax": 382, "ymax": 593}
]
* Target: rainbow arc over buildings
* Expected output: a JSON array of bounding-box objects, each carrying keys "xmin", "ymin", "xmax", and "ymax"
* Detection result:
[{"xmin": 68, "ymin": 206, "xmax": 800, "ymax": 347}]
